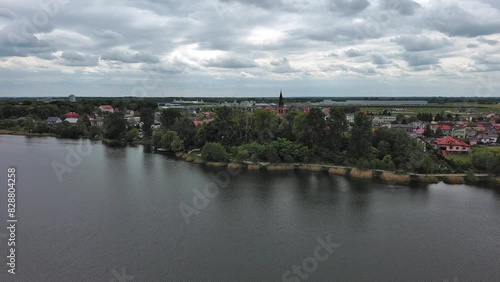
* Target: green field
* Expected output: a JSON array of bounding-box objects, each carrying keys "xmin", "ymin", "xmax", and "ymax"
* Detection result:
[
  {"xmin": 446, "ymin": 154, "xmax": 472, "ymax": 164},
  {"xmin": 445, "ymin": 146, "xmax": 500, "ymax": 164},
  {"xmin": 360, "ymin": 104, "xmax": 499, "ymax": 115}
]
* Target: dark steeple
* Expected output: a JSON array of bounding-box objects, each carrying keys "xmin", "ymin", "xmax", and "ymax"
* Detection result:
[
  {"xmin": 277, "ymin": 90, "xmax": 285, "ymax": 115},
  {"xmin": 278, "ymin": 90, "xmax": 284, "ymax": 107}
]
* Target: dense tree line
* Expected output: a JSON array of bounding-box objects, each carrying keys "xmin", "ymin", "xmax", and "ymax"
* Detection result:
[{"xmin": 150, "ymin": 107, "xmax": 447, "ymax": 173}]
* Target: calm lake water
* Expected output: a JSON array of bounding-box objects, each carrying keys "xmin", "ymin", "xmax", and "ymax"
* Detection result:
[{"xmin": 0, "ymin": 135, "xmax": 499, "ymax": 282}]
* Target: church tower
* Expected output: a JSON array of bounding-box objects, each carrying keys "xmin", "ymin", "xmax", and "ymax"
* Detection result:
[{"xmin": 277, "ymin": 90, "xmax": 285, "ymax": 115}]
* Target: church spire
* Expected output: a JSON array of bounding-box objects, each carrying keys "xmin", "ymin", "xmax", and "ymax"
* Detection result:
[{"xmin": 277, "ymin": 90, "xmax": 285, "ymax": 115}]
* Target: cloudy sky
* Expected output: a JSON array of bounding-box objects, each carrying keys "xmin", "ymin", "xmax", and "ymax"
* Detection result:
[{"xmin": 0, "ymin": 0, "xmax": 499, "ymax": 98}]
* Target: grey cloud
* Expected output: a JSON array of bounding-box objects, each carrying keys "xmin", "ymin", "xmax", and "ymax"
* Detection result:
[
  {"xmin": 350, "ymin": 65, "xmax": 376, "ymax": 74},
  {"xmin": 219, "ymin": 0, "xmax": 282, "ymax": 9},
  {"xmin": 327, "ymin": 0, "xmax": 370, "ymax": 16},
  {"xmin": 381, "ymin": 0, "xmax": 421, "ymax": 16},
  {"xmin": 101, "ymin": 51, "xmax": 160, "ymax": 64},
  {"xmin": 205, "ymin": 56, "xmax": 257, "ymax": 68},
  {"xmin": 473, "ymin": 54, "xmax": 500, "ymax": 72},
  {"xmin": 477, "ymin": 37, "xmax": 498, "ymax": 46},
  {"xmin": 427, "ymin": 4, "xmax": 500, "ymax": 37},
  {"xmin": 371, "ymin": 53, "xmax": 392, "ymax": 65},
  {"xmin": 345, "ymin": 48, "xmax": 364, "ymax": 57},
  {"xmin": 0, "ymin": 30, "xmax": 55, "ymax": 58},
  {"xmin": 392, "ymin": 35, "xmax": 450, "ymax": 52},
  {"xmin": 60, "ymin": 51, "xmax": 100, "ymax": 66},
  {"xmin": 467, "ymin": 43, "xmax": 479, "ymax": 48},
  {"xmin": 402, "ymin": 51, "xmax": 440, "ymax": 67},
  {"xmin": 270, "ymin": 57, "xmax": 296, "ymax": 73},
  {"xmin": 93, "ymin": 30, "xmax": 123, "ymax": 40},
  {"xmin": 141, "ymin": 63, "xmax": 184, "ymax": 74}
]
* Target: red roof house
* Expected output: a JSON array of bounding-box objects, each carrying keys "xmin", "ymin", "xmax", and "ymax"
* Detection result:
[
  {"xmin": 99, "ymin": 105, "xmax": 114, "ymax": 113},
  {"xmin": 64, "ymin": 112, "xmax": 79, "ymax": 119},
  {"xmin": 434, "ymin": 136, "xmax": 471, "ymax": 155},
  {"xmin": 432, "ymin": 124, "xmax": 452, "ymax": 135}
]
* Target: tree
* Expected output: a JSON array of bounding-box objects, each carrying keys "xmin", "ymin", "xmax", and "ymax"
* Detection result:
[
  {"xmin": 172, "ymin": 117, "xmax": 197, "ymax": 149},
  {"xmin": 201, "ymin": 142, "xmax": 228, "ymax": 162},
  {"xmin": 125, "ymin": 128, "xmax": 139, "ymax": 143},
  {"xmin": 103, "ymin": 112, "xmax": 127, "ymax": 140},
  {"xmin": 88, "ymin": 126, "xmax": 101, "ymax": 139},
  {"xmin": 170, "ymin": 136, "xmax": 185, "ymax": 153},
  {"xmin": 396, "ymin": 113, "xmax": 405, "ymax": 123},
  {"xmin": 209, "ymin": 107, "xmax": 248, "ymax": 147},
  {"xmin": 435, "ymin": 128, "xmax": 444, "ymax": 137},
  {"xmin": 160, "ymin": 109, "xmax": 182, "ymax": 130},
  {"xmin": 159, "ymin": 131, "xmax": 178, "ymax": 150},
  {"xmin": 278, "ymin": 110, "xmax": 300, "ymax": 141},
  {"xmin": 152, "ymin": 130, "xmax": 184, "ymax": 152},
  {"xmin": 140, "ymin": 108, "xmax": 155, "ymax": 139},
  {"xmin": 326, "ymin": 107, "xmax": 348, "ymax": 152},
  {"xmin": 293, "ymin": 108, "xmax": 327, "ymax": 148},
  {"xmin": 251, "ymin": 109, "xmax": 279, "ymax": 143},
  {"xmin": 292, "ymin": 112, "xmax": 307, "ymax": 142},
  {"xmin": 408, "ymin": 116, "xmax": 418, "ymax": 123},
  {"xmin": 424, "ymin": 125, "xmax": 433, "ymax": 137},
  {"xmin": 349, "ymin": 112, "xmax": 372, "ymax": 158},
  {"xmin": 421, "ymin": 156, "xmax": 437, "ymax": 174}
]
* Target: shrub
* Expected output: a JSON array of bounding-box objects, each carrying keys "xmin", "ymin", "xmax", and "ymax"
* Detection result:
[{"xmin": 201, "ymin": 142, "xmax": 228, "ymax": 162}]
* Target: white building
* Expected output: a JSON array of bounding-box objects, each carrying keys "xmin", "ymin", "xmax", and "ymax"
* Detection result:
[
  {"xmin": 346, "ymin": 114, "xmax": 355, "ymax": 124},
  {"xmin": 69, "ymin": 95, "xmax": 76, "ymax": 102},
  {"xmin": 372, "ymin": 116, "xmax": 397, "ymax": 124},
  {"xmin": 65, "ymin": 118, "xmax": 78, "ymax": 124}
]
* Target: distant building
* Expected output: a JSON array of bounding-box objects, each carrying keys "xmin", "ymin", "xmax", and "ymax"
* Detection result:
[
  {"xmin": 46, "ymin": 117, "xmax": 62, "ymax": 125},
  {"xmin": 64, "ymin": 118, "xmax": 78, "ymax": 124},
  {"xmin": 158, "ymin": 103, "xmax": 183, "ymax": 109},
  {"xmin": 390, "ymin": 124, "xmax": 414, "ymax": 133},
  {"xmin": 344, "ymin": 100, "xmax": 428, "ymax": 106},
  {"xmin": 240, "ymin": 100, "xmax": 256, "ymax": 107},
  {"xmin": 99, "ymin": 105, "xmax": 114, "ymax": 113},
  {"xmin": 64, "ymin": 112, "xmax": 79, "ymax": 119},
  {"xmin": 346, "ymin": 114, "xmax": 355, "ymax": 124},
  {"xmin": 69, "ymin": 95, "xmax": 76, "ymax": 103},
  {"xmin": 372, "ymin": 116, "xmax": 397, "ymax": 124}
]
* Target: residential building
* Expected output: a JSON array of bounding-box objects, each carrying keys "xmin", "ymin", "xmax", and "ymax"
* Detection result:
[
  {"xmin": 434, "ymin": 136, "xmax": 471, "ymax": 155},
  {"xmin": 99, "ymin": 105, "xmax": 115, "ymax": 113},
  {"xmin": 391, "ymin": 124, "xmax": 414, "ymax": 133},
  {"xmin": 452, "ymin": 127, "xmax": 467, "ymax": 139},
  {"xmin": 65, "ymin": 118, "xmax": 78, "ymax": 124},
  {"xmin": 69, "ymin": 94, "xmax": 76, "ymax": 102},
  {"xmin": 372, "ymin": 116, "xmax": 397, "ymax": 124},
  {"xmin": 432, "ymin": 124, "xmax": 452, "ymax": 135},
  {"xmin": 346, "ymin": 114, "xmax": 355, "ymax": 124},
  {"xmin": 64, "ymin": 112, "xmax": 80, "ymax": 119},
  {"xmin": 46, "ymin": 117, "xmax": 62, "ymax": 125}
]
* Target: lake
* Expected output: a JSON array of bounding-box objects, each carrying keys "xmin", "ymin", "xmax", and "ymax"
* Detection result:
[{"xmin": 0, "ymin": 136, "xmax": 499, "ymax": 281}]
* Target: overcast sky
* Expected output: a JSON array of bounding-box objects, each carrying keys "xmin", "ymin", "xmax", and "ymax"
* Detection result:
[{"xmin": 0, "ymin": 0, "xmax": 499, "ymax": 98}]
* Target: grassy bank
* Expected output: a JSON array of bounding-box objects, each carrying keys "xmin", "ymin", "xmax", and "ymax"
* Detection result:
[
  {"xmin": 173, "ymin": 154, "xmax": 499, "ymax": 186},
  {"xmin": 0, "ymin": 130, "xmax": 56, "ymax": 137}
]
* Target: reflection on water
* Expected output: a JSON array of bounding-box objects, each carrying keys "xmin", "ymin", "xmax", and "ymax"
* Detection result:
[{"xmin": 0, "ymin": 135, "xmax": 499, "ymax": 282}]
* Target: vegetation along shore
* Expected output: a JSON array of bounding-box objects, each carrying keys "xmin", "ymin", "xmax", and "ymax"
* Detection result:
[{"xmin": 1, "ymin": 96, "xmax": 499, "ymax": 187}]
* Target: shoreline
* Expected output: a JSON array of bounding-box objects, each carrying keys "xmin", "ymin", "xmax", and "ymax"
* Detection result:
[
  {"xmin": 1, "ymin": 133, "xmax": 498, "ymax": 187},
  {"xmin": 0, "ymin": 130, "xmax": 57, "ymax": 137},
  {"xmin": 179, "ymin": 153, "xmax": 499, "ymax": 187}
]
